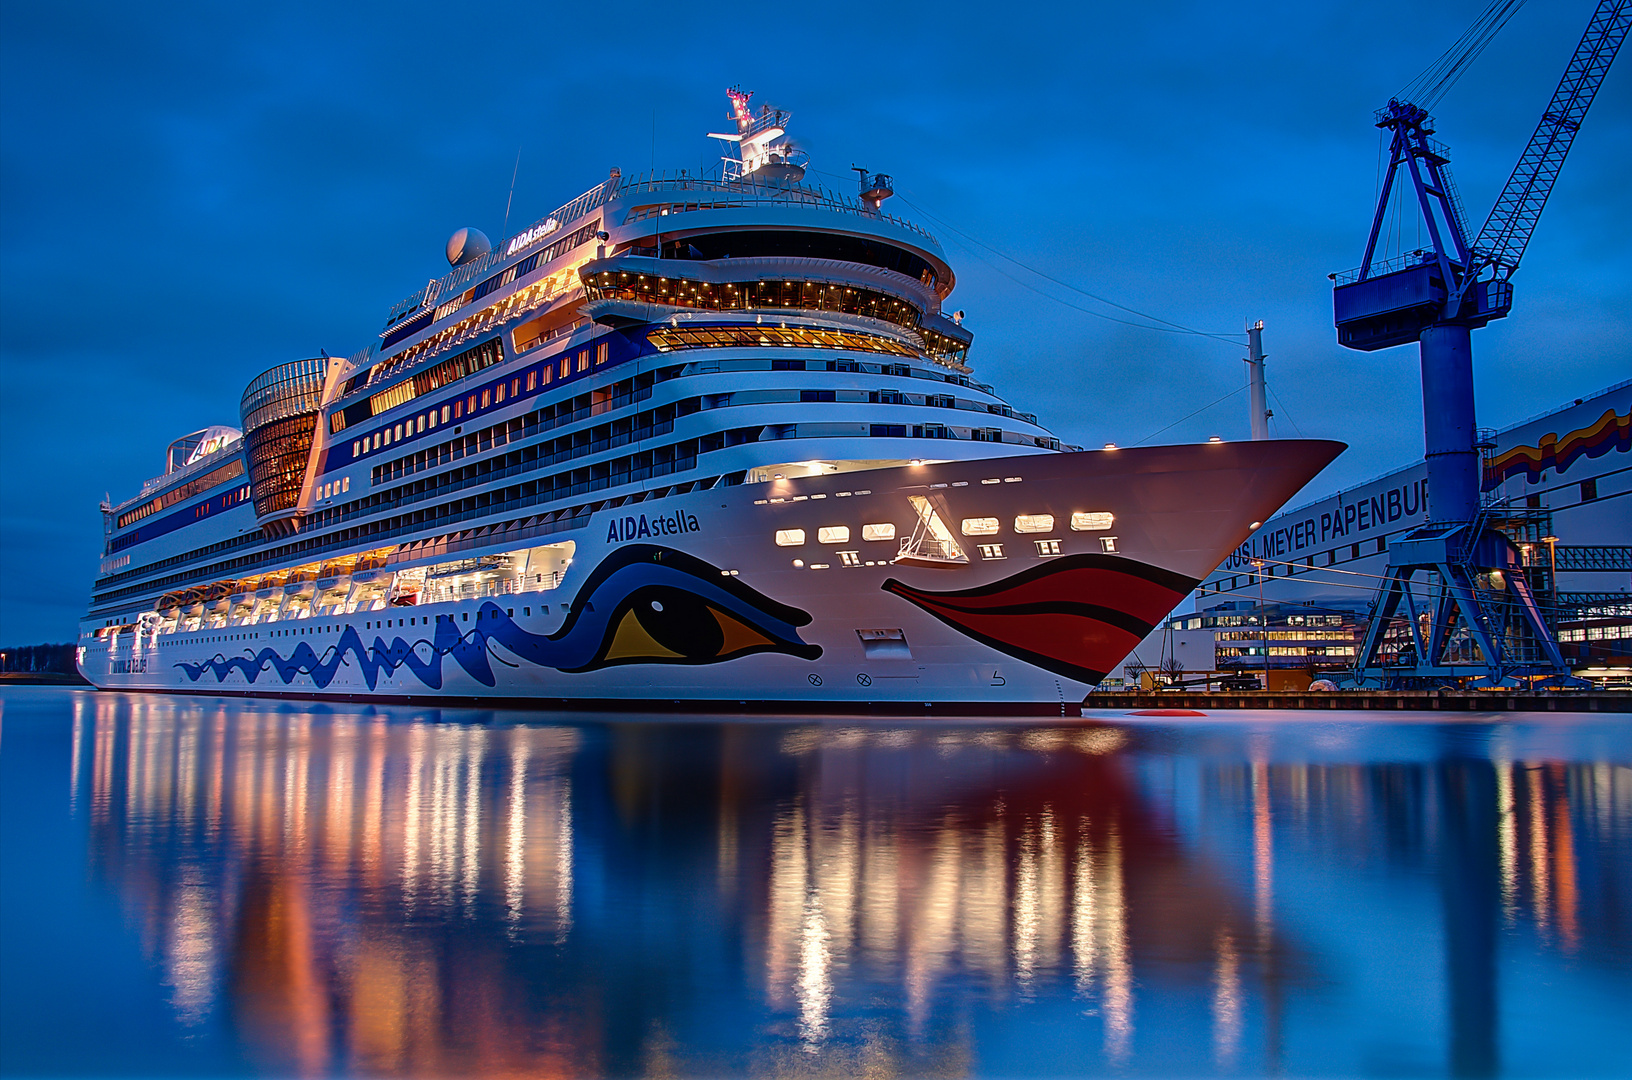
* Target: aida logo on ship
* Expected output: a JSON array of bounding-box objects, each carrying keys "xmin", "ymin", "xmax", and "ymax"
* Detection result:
[
  {"xmin": 607, "ymin": 511, "xmax": 702, "ymax": 543},
  {"xmin": 505, "ymin": 218, "xmax": 560, "ymax": 256}
]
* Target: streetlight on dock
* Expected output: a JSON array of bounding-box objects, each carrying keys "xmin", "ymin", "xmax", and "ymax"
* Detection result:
[{"xmin": 1251, "ymin": 559, "xmax": 1269, "ymax": 691}]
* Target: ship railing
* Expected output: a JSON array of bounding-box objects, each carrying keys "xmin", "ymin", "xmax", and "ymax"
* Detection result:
[
  {"xmin": 609, "ymin": 171, "xmax": 938, "ymax": 245},
  {"xmin": 125, "ymin": 441, "xmax": 247, "ymax": 505},
  {"xmin": 383, "ymin": 168, "xmax": 938, "ymax": 332},
  {"xmin": 389, "ymin": 180, "xmax": 620, "ymax": 315},
  {"xmin": 1332, "ymin": 249, "xmax": 1447, "ymax": 286}
]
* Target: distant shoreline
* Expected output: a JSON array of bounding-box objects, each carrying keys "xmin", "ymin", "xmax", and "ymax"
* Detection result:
[{"xmin": 0, "ymin": 672, "xmax": 90, "ymax": 686}]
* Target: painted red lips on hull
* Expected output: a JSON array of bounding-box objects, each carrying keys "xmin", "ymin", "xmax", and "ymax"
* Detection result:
[{"xmin": 882, "ymin": 554, "xmax": 1198, "ymax": 684}]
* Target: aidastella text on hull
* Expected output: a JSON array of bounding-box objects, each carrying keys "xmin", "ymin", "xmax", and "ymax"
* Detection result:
[{"xmin": 81, "ymin": 90, "xmax": 1341, "ymax": 711}]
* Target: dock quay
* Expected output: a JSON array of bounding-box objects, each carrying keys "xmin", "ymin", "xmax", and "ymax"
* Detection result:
[{"xmin": 1093, "ymin": 690, "xmax": 1632, "ymax": 713}]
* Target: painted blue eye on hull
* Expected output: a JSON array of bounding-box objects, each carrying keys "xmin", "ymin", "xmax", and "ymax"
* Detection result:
[{"xmin": 174, "ymin": 545, "xmax": 819, "ymax": 691}]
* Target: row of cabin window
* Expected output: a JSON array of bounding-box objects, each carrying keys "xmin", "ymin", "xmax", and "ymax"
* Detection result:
[
  {"xmin": 315, "ymin": 476, "xmax": 351, "ymax": 502},
  {"xmin": 350, "ymin": 342, "xmax": 612, "ymax": 458},
  {"xmin": 775, "ymin": 524, "xmax": 897, "ymax": 546},
  {"xmin": 772, "ymin": 513, "xmax": 1112, "ymax": 546}
]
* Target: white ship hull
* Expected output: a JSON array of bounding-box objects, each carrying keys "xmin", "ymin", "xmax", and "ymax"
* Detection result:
[{"xmin": 83, "ymin": 441, "xmax": 1340, "ymax": 712}]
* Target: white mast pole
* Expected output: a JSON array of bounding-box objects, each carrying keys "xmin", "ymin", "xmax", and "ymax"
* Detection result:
[{"xmin": 1246, "ymin": 320, "xmax": 1269, "ymax": 441}]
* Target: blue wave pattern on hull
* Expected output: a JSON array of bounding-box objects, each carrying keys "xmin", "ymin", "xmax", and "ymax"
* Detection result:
[{"xmin": 174, "ymin": 545, "xmax": 820, "ymax": 691}]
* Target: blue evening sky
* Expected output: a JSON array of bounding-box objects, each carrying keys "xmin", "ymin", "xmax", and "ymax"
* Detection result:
[{"xmin": 1, "ymin": 0, "xmax": 1627, "ymax": 642}]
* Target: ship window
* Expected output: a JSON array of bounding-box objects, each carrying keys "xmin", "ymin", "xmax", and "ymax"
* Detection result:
[
  {"xmin": 1036, "ymin": 539, "xmax": 1063, "ymax": 556},
  {"xmin": 352, "ymin": 441, "xmax": 360, "ymax": 456},
  {"xmin": 443, "ymin": 405, "xmax": 451, "ymax": 422},
  {"xmin": 481, "ymin": 389, "xmax": 492, "ymax": 409},
  {"xmin": 559, "ymin": 356, "xmax": 571, "ymax": 379},
  {"xmin": 818, "ymin": 526, "xmax": 850, "ymax": 544},
  {"xmin": 1015, "ymin": 514, "xmax": 1054, "ymax": 534},
  {"xmin": 417, "ymin": 415, "xmax": 425, "ymax": 433},
  {"xmin": 372, "ymin": 433, "xmax": 380, "ymax": 449},
  {"xmin": 494, "ymin": 384, "xmax": 504, "ymax": 404},
  {"xmin": 577, "ymin": 349, "xmax": 589, "ymax": 372},
  {"xmin": 342, "ymin": 477, "xmax": 350, "ymax": 492},
  {"xmin": 1101, "ymin": 536, "xmax": 1119, "ymax": 553},
  {"xmin": 527, "ymin": 371, "xmax": 538, "ymax": 391},
  {"xmin": 978, "ymin": 543, "xmax": 1006, "ymax": 560},
  {"xmin": 861, "ymin": 523, "xmax": 895, "ymax": 542},
  {"xmin": 961, "ymin": 517, "xmax": 1000, "ymax": 536},
  {"xmin": 595, "ymin": 342, "xmax": 609, "ymax": 366},
  {"xmin": 542, "ymin": 364, "xmax": 554, "ymax": 385},
  {"xmin": 428, "ymin": 410, "xmax": 437, "ymax": 428},
  {"xmin": 774, "ymin": 529, "xmax": 806, "ymax": 547},
  {"xmin": 1070, "ymin": 511, "xmax": 1114, "ymax": 531},
  {"xmin": 511, "ymin": 378, "xmax": 520, "ymax": 395}
]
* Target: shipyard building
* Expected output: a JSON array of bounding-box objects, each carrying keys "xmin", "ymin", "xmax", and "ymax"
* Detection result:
[{"xmin": 1114, "ymin": 382, "xmax": 1631, "ymax": 689}]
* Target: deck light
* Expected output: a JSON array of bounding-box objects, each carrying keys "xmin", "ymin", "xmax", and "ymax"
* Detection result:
[{"xmin": 1103, "ymin": 442, "xmax": 1117, "ymax": 450}]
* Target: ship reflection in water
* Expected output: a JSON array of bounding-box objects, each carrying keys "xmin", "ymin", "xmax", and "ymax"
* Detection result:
[{"xmin": 10, "ymin": 691, "xmax": 1631, "ymax": 1077}]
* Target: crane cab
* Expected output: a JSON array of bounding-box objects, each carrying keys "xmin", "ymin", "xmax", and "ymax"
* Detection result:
[{"xmin": 1333, "ymin": 259, "xmax": 1513, "ymax": 352}]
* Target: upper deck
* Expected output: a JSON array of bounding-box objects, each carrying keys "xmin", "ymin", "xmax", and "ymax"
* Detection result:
[{"xmin": 390, "ymin": 172, "xmax": 944, "ymax": 323}]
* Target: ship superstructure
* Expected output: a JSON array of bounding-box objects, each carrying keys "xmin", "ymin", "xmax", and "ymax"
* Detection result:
[{"xmin": 80, "ymin": 91, "xmax": 1341, "ymax": 710}]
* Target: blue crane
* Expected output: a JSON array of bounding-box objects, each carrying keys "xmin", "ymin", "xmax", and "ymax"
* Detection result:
[{"xmin": 1334, "ymin": 0, "xmax": 1629, "ymax": 687}]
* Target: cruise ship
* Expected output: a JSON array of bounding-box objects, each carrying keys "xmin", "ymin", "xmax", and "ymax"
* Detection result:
[{"xmin": 79, "ymin": 90, "xmax": 1342, "ymax": 712}]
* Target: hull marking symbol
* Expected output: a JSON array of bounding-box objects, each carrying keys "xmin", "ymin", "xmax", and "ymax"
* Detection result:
[
  {"xmin": 883, "ymin": 553, "xmax": 1198, "ymax": 685},
  {"xmin": 174, "ymin": 545, "xmax": 819, "ymax": 691}
]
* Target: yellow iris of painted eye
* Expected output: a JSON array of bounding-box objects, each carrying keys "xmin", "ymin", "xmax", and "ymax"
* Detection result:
[{"xmin": 600, "ymin": 605, "xmax": 777, "ymax": 663}]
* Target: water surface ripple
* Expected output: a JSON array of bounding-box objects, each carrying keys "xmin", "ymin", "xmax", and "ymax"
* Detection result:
[{"xmin": 1, "ymin": 688, "xmax": 1628, "ymax": 1077}]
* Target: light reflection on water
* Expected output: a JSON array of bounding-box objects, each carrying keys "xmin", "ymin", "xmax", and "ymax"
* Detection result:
[{"xmin": 2, "ymin": 688, "xmax": 1630, "ymax": 1077}]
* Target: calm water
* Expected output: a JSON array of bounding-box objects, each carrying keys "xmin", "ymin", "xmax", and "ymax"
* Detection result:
[{"xmin": 1, "ymin": 689, "xmax": 1629, "ymax": 1078}]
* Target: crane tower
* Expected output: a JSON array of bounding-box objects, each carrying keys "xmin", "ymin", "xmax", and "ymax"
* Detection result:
[{"xmin": 1333, "ymin": 0, "xmax": 1630, "ymax": 687}]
